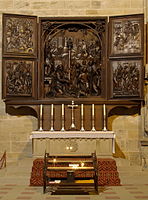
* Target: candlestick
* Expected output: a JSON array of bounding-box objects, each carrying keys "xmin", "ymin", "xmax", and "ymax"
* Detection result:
[
  {"xmin": 50, "ymin": 104, "xmax": 54, "ymax": 131},
  {"xmin": 81, "ymin": 104, "xmax": 83, "ymax": 116},
  {"xmin": 51, "ymin": 104, "xmax": 53, "ymax": 116},
  {"xmin": 91, "ymin": 104, "xmax": 96, "ymax": 131},
  {"xmin": 39, "ymin": 104, "xmax": 43, "ymax": 131},
  {"xmin": 61, "ymin": 104, "xmax": 65, "ymax": 131},
  {"xmin": 103, "ymin": 104, "xmax": 106, "ymax": 117},
  {"xmin": 103, "ymin": 104, "xmax": 107, "ymax": 131},
  {"xmin": 40, "ymin": 104, "xmax": 43, "ymax": 117},
  {"xmin": 92, "ymin": 104, "xmax": 94, "ymax": 116},
  {"xmin": 80, "ymin": 104, "xmax": 85, "ymax": 131},
  {"xmin": 62, "ymin": 104, "xmax": 64, "ymax": 116}
]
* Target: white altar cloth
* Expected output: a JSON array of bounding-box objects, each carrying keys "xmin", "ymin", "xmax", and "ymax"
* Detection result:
[{"xmin": 30, "ymin": 131, "xmax": 115, "ymax": 153}]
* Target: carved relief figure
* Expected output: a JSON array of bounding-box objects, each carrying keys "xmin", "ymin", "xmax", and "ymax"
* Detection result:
[
  {"xmin": 5, "ymin": 60, "xmax": 33, "ymax": 96},
  {"xmin": 112, "ymin": 60, "xmax": 141, "ymax": 97},
  {"xmin": 112, "ymin": 19, "xmax": 141, "ymax": 55},
  {"xmin": 4, "ymin": 16, "xmax": 36, "ymax": 55},
  {"xmin": 42, "ymin": 21, "xmax": 105, "ymax": 98}
]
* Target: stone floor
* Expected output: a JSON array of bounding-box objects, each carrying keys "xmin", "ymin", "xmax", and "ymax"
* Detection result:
[{"xmin": 0, "ymin": 157, "xmax": 148, "ymax": 200}]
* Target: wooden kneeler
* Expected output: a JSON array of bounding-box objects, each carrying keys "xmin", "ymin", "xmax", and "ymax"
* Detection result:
[{"xmin": 43, "ymin": 152, "xmax": 98, "ymax": 194}]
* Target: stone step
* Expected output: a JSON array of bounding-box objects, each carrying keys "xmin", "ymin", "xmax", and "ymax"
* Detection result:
[
  {"xmin": 114, "ymin": 158, "xmax": 131, "ymax": 167},
  {"xmin": 0, "ymin": 158, "xmax": 34, "ymax": 177},
  {"xmin": 117, "ymin": 165, "xmax": 142, "ymax": 172}
]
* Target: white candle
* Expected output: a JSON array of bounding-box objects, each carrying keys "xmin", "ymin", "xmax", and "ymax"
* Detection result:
[
  {"xmin": 81, "ymin": 104, "xmax": 83, "ymax": 116},
  {"xmin": 62, "ymin": 104, "xmax": 64, "ymax": 116},
  {"xmin": 40, "ymin": 104, "xmax": 43, "ymax": 117},
  {"xmin": 103, "ymin": 104, "xmax": 106, "ymax": 117},
  {"xmin": 51, "ymin": 104, "xmax": 53, "ymax": 116},
  {"xmin": 92, "ymin": 104, "xmax": 94, "ymax": 116}
]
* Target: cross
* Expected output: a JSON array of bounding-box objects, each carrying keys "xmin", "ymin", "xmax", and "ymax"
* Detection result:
[{"xmin": 68, "ymin": 101, "xmax": 78, "ymax": 130}]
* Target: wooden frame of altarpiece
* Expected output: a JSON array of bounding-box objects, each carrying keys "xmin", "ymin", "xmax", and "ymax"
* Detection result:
[
  {"xmin": 108, "ymin": 14, "xmax": 144, "ymax": 100},
  {"xmin": 2, "ymin": 13, "xmax": 144, "ymax": 131}
]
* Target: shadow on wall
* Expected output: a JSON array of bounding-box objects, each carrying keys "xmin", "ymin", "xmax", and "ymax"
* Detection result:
[
  {"xmin": 6, "ymin": 106, "xmax": 38, "ymax": 118},
  {"xmin": 113, "ymin": 142, "xmax": 126, "ymax": 158},
  {"xmin": 18, "ymin": 142, "xmax": 32, "ymax": 160},
  {"xmin": 108, "ymin": 106, "xmax": 140, "ymax": 117}
]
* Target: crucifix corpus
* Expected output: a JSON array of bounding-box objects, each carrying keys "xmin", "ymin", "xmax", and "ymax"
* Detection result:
[{"xmin": 68, "ymin": 101, "xmax": 78, "ymax": 130}]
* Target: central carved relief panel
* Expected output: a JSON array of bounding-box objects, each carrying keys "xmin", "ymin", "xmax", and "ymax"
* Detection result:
[{"xmin": 40, "ymin": 19, "xmax": 106, "ymax": 98}]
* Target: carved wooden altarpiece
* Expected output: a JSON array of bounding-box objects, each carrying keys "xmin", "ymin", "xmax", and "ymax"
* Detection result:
[
  {"xmin": 2, "ymin": 14, "xmax": 144, "ymax": 132},
  {"xmin": 3, "ymin": 59, "xmax": 36, "ymax": 98},
  {"xmin": 108, "ymin": 14, "xmax": 144, "ymax": 100},
  {"xmin": 39, "ymin": 17, "xmax": 107, "ymax": 99},
  {"xmin": 109, "ymin": 15, "xmax": 144, "ymax": 57},
  {"xmin": 2, "ymin": 14, "xmax": 37, "ymax": 99},
  {"xmin": 109, "ymin": 59, "xmax": 143, "ymax": 98},
  {"xmin": 3, "ymin": 14, "xmax": 37, "ymax": 57}
]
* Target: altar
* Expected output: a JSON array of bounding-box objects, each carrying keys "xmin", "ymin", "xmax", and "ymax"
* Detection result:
[{"xmin": 30, "ymin": 131, "xmax": 115, "ymax": 157}]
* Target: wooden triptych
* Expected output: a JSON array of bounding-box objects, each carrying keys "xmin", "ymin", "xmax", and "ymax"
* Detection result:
[{"xmin": 2, "ymin": 14, "xmax": 144, "ymax": 101}]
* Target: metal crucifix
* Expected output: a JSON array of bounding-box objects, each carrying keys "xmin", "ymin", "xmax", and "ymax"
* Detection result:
[{"xmin": 68, "ymin": 101, "xmax": 78, "ymax": 130}]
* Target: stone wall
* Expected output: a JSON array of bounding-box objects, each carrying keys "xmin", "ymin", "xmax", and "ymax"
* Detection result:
[
  {"xmin": 0, "ymin": 0, "xmax": 144, "ymax": 17},
  {"xmin": 111, "ymin": 115, "xmax": 142, "ymax": 165},
  {"xmin": 0, "ymin": 115, "xmax": 37, "ymax": 161},
  {"xmin": 0, "ymin": 0, "xmax": 147, "ymax": 163}
]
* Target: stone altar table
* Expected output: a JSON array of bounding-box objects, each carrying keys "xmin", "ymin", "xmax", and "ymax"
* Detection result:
[{"xmin": 30, "ymin": 131, "xmax": 115, "ymax": 157}]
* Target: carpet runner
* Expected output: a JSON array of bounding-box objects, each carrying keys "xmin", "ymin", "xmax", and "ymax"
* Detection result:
[{"xmin": 30, "ymin": 158, "xmax": 121, "ymax": 186}]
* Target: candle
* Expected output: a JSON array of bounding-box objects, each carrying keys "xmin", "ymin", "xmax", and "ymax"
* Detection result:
[
  {"xmin": 103, "ymin": 104, "xmax": 106, "ymax": 117},
  {"xmin": 81, "ymin": 104, "xmax": 83, "ymax": 116},
  {"xmin": 81, "ymin": 162, "xmax": 84, "ymax": 167},
  {"xmin": 62, "ymin": 104, "xmax": 64, "ymax": 116},
  {"xmin": 61, "ymin": 104, "xmax": 65, "ymax": 131},
  {"xmin": 40, "ymin": 104, "xmax": 43, "ymax": 117},
  {"xmin": 51, "ymin": 104, "xmax": 53, "ymax": 116},
  {"xmin": 92, "ymin": 104, "xmax": 94, "ymax": 116}
]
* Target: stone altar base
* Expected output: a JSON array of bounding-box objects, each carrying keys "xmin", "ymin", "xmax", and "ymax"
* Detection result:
[
  {"xmin": 30, "ymin": 158, "xmax": 121, "ymax": 186},
  {"xmin": 31, "ymin": 131, "xmax": 115, "ymax": 157}
]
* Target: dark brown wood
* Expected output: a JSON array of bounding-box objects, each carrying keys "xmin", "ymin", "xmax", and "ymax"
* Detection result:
[
  {"xmin": 2, "ymin": 13, "xmax": 37, "ymax": 58},
  {"xmin": 5, "ymin": 103, "xmax": 141, "ymax": 132},
  {"xmin": 4, "ymin": 98, "xmax": 142, "ymax": 105},
  {"xmin": 108, "ymin": 58, "xmax": 144, "ymax": 99},
  {"xmin": 108, "ymin": 14, "xmax": 144, "ymax": 100},
  {"xmin": 2, "ymin": 58, "xmax": 37, "ymax": 99},
  {"xmin": 108, "ymin": 14, "xmax": 144, "ymax": 58},
  {"xmin": 43, "ymin": 152, "xmax": 98, "ymax": 194},
  {"xmin": 1, "ymin": 14, "xmax": 144, "ymax": 131},
  {"xmin": 140, "ymin": 139, "xmax": 148, "ymax": 146},
  {"xmin": 2, "ymin": 14, "xmax": 144, "ymax": 102},
  {"xmin": 2, "ymin": 13, "xmax": 38, "ymax": 100},
  {"xmin": 39, "ymin": 17, "xmax": 107, "ymax": 99}
]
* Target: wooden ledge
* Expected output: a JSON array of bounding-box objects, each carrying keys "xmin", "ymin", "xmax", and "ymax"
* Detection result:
[
  {"xmin": 140, "ymin": 138, "xmax": 148, "ymax": 146},
  {"xmin": 4, "ymin": 98, "xmax": 142, "ymax": 105},
  {"xmin": 47, "ymin": 166, "xmax": 94, "ymax": 170}
]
